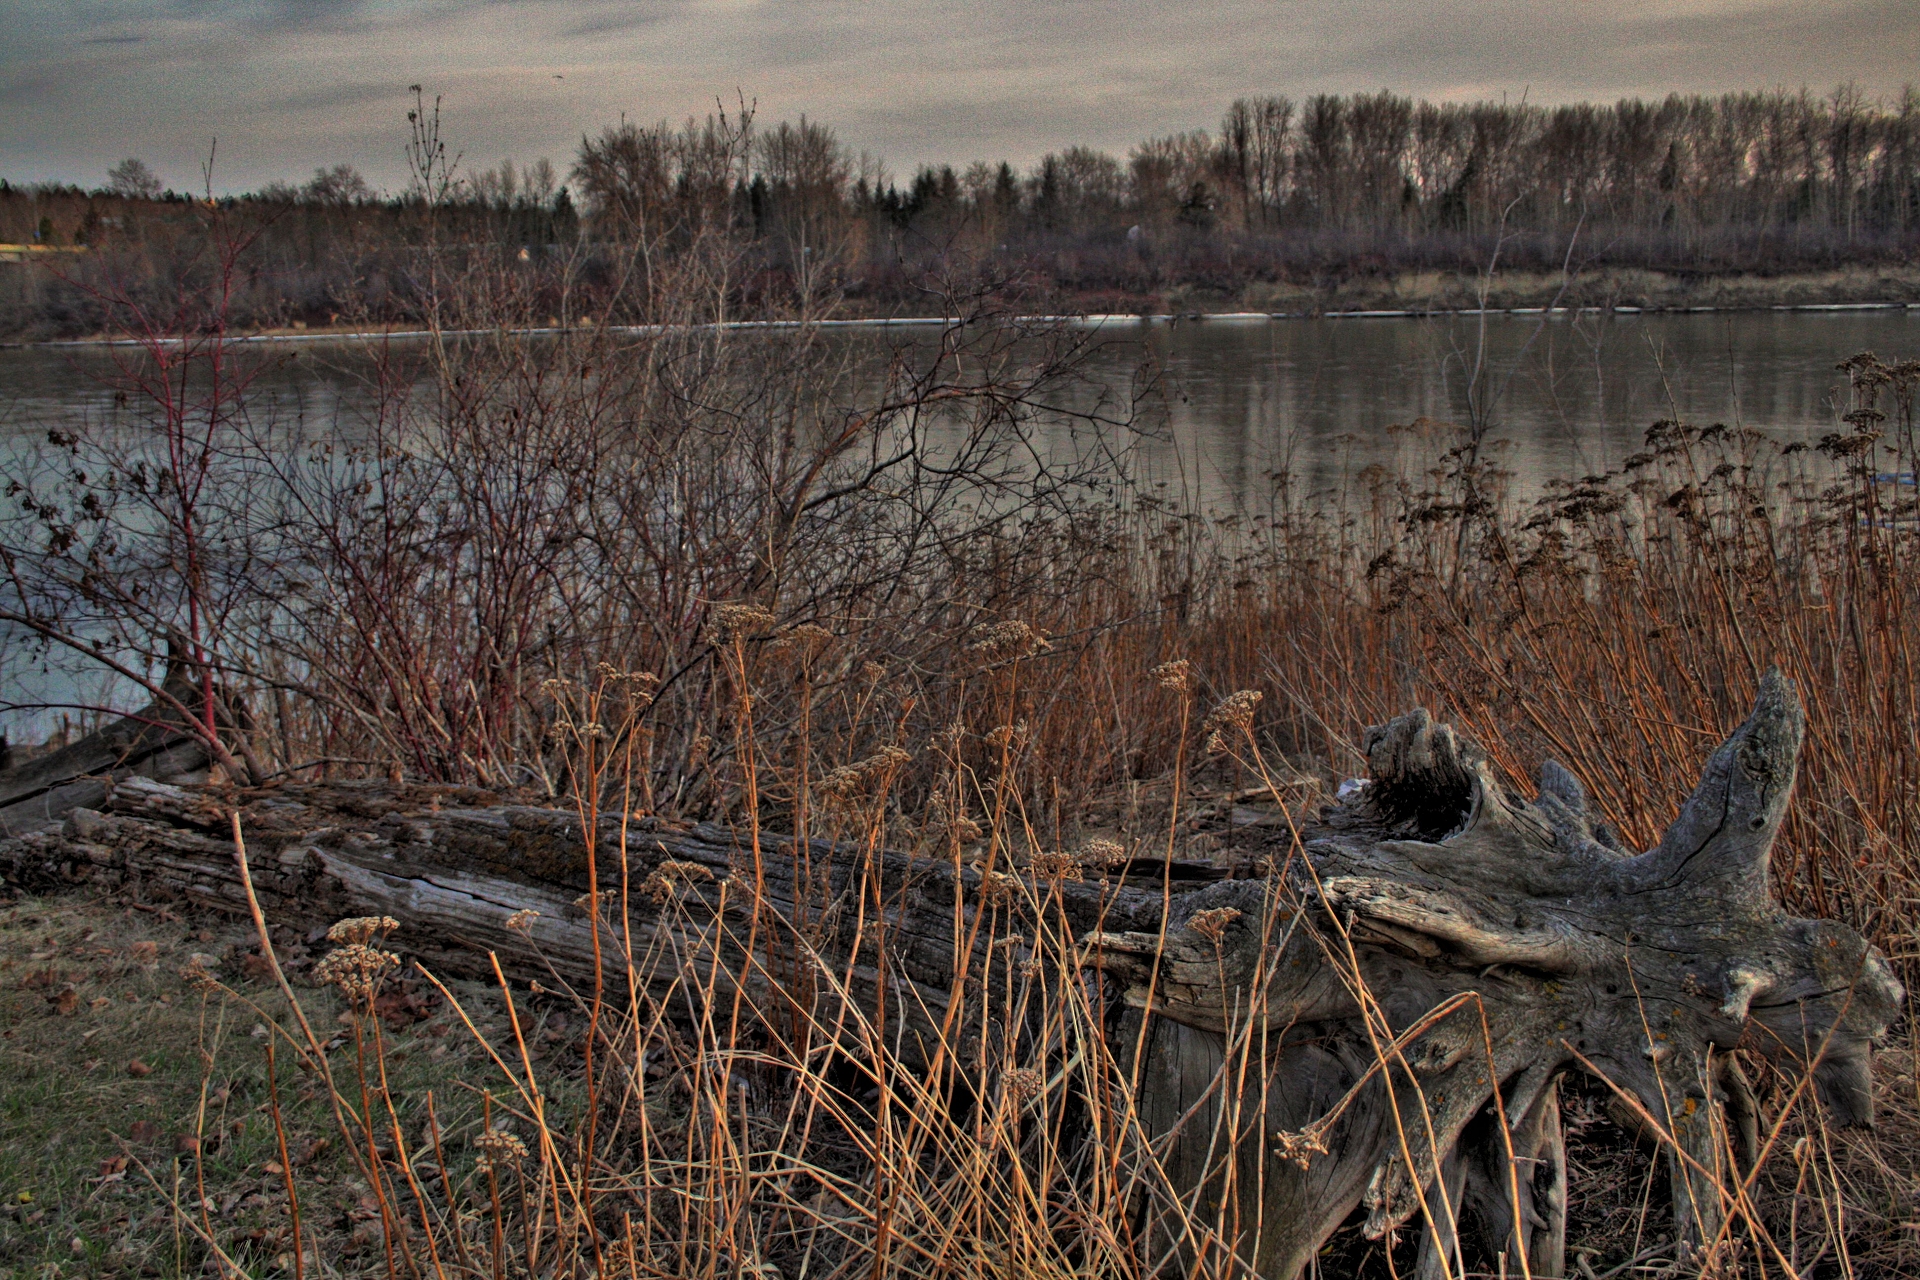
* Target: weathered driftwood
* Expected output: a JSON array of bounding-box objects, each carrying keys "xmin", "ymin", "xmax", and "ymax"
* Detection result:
[
  {"xmin": 0, "ymin": 671, "xmax": 1902, "ymax": 1280},
  {"xmin": 1092, "ymin": 671, "xmax": 1904, "ymax": 1277},
  {"xmin": 0, "ymin": 681, "xmax": 209, "ymax": 837}
]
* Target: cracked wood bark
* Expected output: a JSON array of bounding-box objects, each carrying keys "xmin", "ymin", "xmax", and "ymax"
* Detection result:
[{"xmin": 0, "ymin": 670, "xmax": 1902, "ymax": 1280}]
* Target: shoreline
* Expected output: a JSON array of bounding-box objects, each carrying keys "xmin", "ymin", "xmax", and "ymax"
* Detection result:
[{"xmin": 9, "ymin": 298, "xmax": 1919, "ymax": 350}]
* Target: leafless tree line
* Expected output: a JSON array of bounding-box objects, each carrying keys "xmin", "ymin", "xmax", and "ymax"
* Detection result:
[{"xmin": 4, "ymin": 83, "xmax": 1918, "ymax": 337}]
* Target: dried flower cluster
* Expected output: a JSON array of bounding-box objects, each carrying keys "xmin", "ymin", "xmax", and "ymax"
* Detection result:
[
  {"xmin": 1201, "ymin": 689, "xmax": 1263, "ymax": 754},
  {"xmin": 327, "ymin": 916, "xmax": 400, "ymax": 946},
  {"xmin": 1026, "ymin": 849, "xmax": 1083, "ymax": 881},
  {"xmin": 472, "ymin": 1125, "xmax": 529, "ymax": 1174},
  {"xmin": 1186, "ymin": 906, "xmax": 1243, "ymax": 944},
  {"xmin": 1005, "ymin": 1067, "xmax": 1045, "ymax": 1103},
  {"xmin": 504, "ymin": 908, "xmax": 540, "ymax": 935},
  {"xmin": 1079, "ymin": 838, "xmax": 1128, "ymax": 869},
  {"xmin": 706, "ymin": 602, "xmax": 776, "ymax": 644},
  {"xmin": 984, "ymin": 720, "xmax": 1031, "ymax": 753},
  {"xmin": 1150, "ymin": 658, "xmax": 1194, "ymax": 693},
  {"xmin": 314, "ymin": 942, "xmax": 401, "ymax": 1002},
  {"xmin": 926, "ymin": 795, "xmax": 984, "ymax": 844},
  {"xmin": 596, "ymin": 662, "xmax": 659, "ymax": 691},
  {"xmin": 641, "ymin": 858, "xmax": 716, "ymax": 904},
  {"xmin": 1271, "ymin": 1124, "xmax": 1330, "ymax": 1169},
  {"xmin": 817, "ymin": 745, "xmax": 913, "ymax": 809},
  {"xmin": 979, "ymin": 870, "xmax": 1021, "ymax": 903},
  {"xmin": 965, "ymin": 620, "xmax": 1049, "ymax": 665},
  {"xmin": 181, "ymin": 955, "xmax": 221, "ymax": 993},
  {"xmin": 770, "ymin": 622, "xmax": 833, "ymax": 658}
]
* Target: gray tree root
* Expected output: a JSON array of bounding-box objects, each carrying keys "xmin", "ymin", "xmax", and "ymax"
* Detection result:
[{"xmin": 0, "ymin": 670, "xmax": 1902, "ymax": 1279}]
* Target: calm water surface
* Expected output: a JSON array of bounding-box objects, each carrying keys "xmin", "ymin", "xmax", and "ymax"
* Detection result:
[
  {"xmin": 2, "ymin": 310, "xmax": 1916, "ymax": 739},
  {"xmin": 5, "ymin": 309, "xmax": 1912, "ymax": 502}
]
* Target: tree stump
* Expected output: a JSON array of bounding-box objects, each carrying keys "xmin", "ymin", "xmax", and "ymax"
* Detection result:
[
  {"xmin": 0, "ymin": 671, "xmax": 1900, "ymax": 1279},
  {"xmin": 1088, "ymin": 671, "xmax": 1903, "ymax": 1276}
]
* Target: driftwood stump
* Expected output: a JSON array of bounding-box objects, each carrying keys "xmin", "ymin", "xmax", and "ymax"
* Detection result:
[{"xmin": 0, "ymin": 671, "xmax": 1901, "ymax": 1279}]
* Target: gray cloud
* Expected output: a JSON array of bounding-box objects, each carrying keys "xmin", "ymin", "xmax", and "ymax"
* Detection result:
[{"xmin": 0, "ymin": 0, "xmax": 1914, "ymax": 194}]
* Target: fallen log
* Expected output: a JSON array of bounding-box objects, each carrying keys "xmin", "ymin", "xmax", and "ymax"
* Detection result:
[
  {"xmin": 0, "ymin": 681, "xmax": 209, "ymax": 836},
  {"xmin": 0, "ymin": 671, "xmax": 1901, "ymax": 1280}
]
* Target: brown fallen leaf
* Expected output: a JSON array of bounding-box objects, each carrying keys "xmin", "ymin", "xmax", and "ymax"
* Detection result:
[
  {"xmin": 50, "ymin": 988, "xmax": 80, "ymax": 1016},
  {"xmin": 129, "ymin": 940, "xmax": 158, "ymax": 967},
  {"xmin": 89, "ymin": 996, "xmax": 111, "ymax": 1009},
  {"xmin": 262, "ymin": 1160, "xmax": 285, "ymax": 1176},
  {"xmin": 98, "ymin": 1156, "xmax": 128, "ymax": 1177},
  {"xmin": 372, "ymin": 985, "xmax": 435, "ymax": 1029},
  {"xmin": 126, "ymin": 1059, "xmax": 152, "ymax": 1078},
  {"xmin": 129, "ymin": 1120, "xmax": 161, "ymax": 1143},
  {"xmin": 292, "ymin": 1137, "xmax": 328, "ymax": 1167},
  {"xmin": 173, "ymin": 1134, "xmax": 200, "ymax": 1156}
]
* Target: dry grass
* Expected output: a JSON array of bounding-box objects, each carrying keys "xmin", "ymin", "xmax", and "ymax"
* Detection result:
[{"xmin": 3, "ymin": 212, "xmax": 1918, "ymax": 1275}]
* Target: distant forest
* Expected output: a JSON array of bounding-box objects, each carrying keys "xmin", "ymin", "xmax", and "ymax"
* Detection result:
[{"xmin": 4, "ymin": 86, "xmax": 1919, "ymax": 335}]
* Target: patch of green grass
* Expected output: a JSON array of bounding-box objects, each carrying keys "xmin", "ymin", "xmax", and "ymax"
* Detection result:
[{"xmin": 0, "ymin": 890, "xmax": 567, "ymax": 1278}]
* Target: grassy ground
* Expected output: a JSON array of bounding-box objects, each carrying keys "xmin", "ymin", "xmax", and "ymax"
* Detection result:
[
  {"xmin": 6, "ymin": 866, "xmax": 1915, "ymax": 1278},
  {"xmin": 0, "ymin": 891, "xmax": 572, "ymax": 1279}
]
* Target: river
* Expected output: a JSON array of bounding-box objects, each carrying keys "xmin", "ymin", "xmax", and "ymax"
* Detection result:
[{"xmin": 2, "ymin": 308, "xmax": 1915, "ymax": 740}]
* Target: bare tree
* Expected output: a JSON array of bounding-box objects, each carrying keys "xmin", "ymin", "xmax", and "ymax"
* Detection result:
[{"xmin": 106, "ymin": 158, "xmax": 163, "ymax": 200}]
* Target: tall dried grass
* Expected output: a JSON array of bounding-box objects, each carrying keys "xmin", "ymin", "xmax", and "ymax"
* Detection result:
[{"xmin": 4, "ymin": 197, "xmax": 1917, "ymax": 1273}]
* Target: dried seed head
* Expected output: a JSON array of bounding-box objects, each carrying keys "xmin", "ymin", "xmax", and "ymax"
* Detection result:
[
  {"xmin": 1027, "ymin": 849, "xmax": 1083, "ymax": 881},
  {"xmin": 707, "ymin": 603, "xmax": 776, "ymax": 644},
  {"xmin": 473, "ymin": 1125, "xmax": 529, "ymax": 1172},
  {"xmin": 1201, "ymin": 689, "xmax": 1263, "ymax": 753},
  {"xmin": 326, "ymin": 916, "xmax": 400, "ymax": 946},
  {"xmin": 1271, "ymin": 1125, "xmax": 1329, "ymax": 1169},
  {"xmin": 984, "ymin": 720, "xmax": 1031, "ymax": 753},
  {"xmin": 1187, "ymin": 906, "xmax": 1243, "ymax": 945},
  {"xmin": 1150, "ymin": 658, "xmax": 1193, "ymax": 693},
  {"xmin": 181, "ymin": 956, "xmax": 221, "ymax": 993},
  {"xmin": 771, "ymin": 623, "xmax": 834, "ymax": 657},
  {"xmin": 1080, "ymin": 838, "xmax": 1128, "ymax": 869},
  {"xmin": 596, "ymin": 663, "xmax": 659, "ymax": 690},
  {"xmin": 817, "ymin": 746, "xmax": 913, "ymax": 809},
  {"xmin": 965, "ymin": 620, "xmax": 1050, "ymax": 665},
  {"xmin": 1006, "ymin": 1067, "xmax": 1045, "ymax": 1102},
  {"xmin": 927, "ymin": 794, "xmax": 985, "ymax": 843},
  {"xmin": 641, "ymin": 859, "xmax": 716, "ymax": 905},
  {"xmin": 313, "ymin": 943, "xmax": 400, "ymax": 1002},
  {"xmin": 980, "ymin": 870, "xmax": 1021, "ymax": 903},
  {"xmin": 504, "ymin": 909, "xmax": 540, "ymax": 935}
]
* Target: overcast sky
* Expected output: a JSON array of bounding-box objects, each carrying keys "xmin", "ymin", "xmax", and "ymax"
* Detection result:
[{"xmin": 3, "ymin": 0, "xmax": 1917, "ymax": 194}]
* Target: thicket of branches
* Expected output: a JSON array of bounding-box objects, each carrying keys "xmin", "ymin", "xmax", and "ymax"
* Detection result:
[{"xmin": 6, "ymin": 84, "xmax": 1920, "ymax": 336}]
